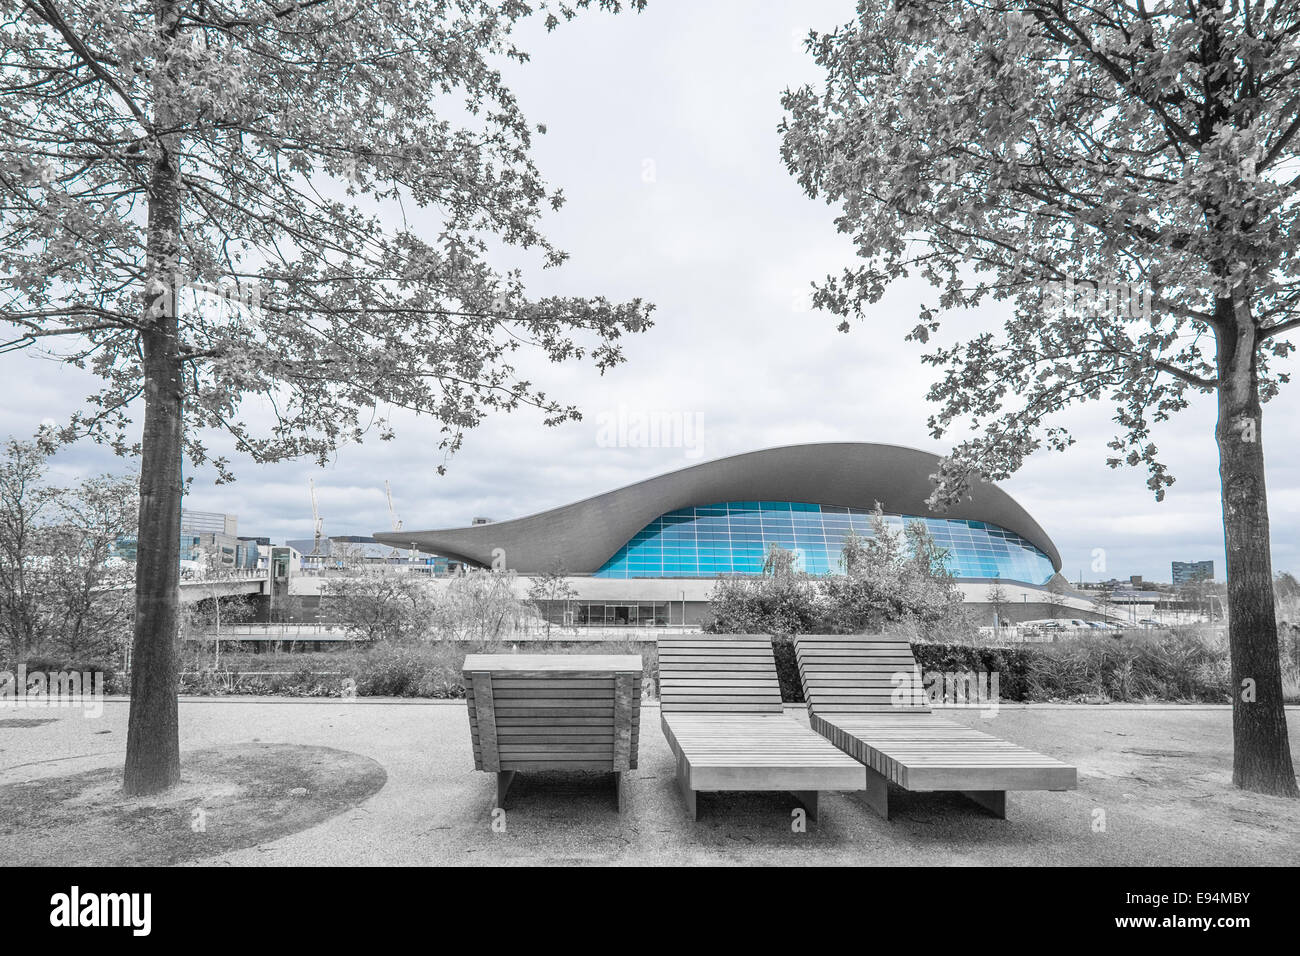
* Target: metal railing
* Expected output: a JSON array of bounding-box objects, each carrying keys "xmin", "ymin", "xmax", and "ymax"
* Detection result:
[{"xmin": 179, "ymin": 568, "xmax": 269, "ymax": 582}]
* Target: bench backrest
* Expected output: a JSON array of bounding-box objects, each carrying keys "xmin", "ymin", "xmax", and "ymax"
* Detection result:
[
  {"xmin": 463, "ymin": 658, "xmax": 642, "ymax": 773},
  {"xmin": 794, "ymin": 633, "xmax": 931, "ymax": 715},
  {"xmin": 657, "ymin": 636, "xmax": 785, "ymax": 714}
]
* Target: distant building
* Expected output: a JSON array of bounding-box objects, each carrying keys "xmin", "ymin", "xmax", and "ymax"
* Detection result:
[
  {"xmin": 284, "ymin": 534, "xmax": 454, "ymax": 571},
  {"xmin": 237, "ymin": 536, "xmax": 270, "ymax": 569},
  {"xmin": 375, "ymin": 442, "xmax": 1065, "ymax": 626},
  {"xmin": 109, "ymin": 510, "xmax": 263, "ymax": 568},
  {"xmin": 179, "ymin": 510, "xmax": 262, "ymax": 569},
  {"xmin": 1172, "ymin": 560, "xmax": 1214, "ymax": 586},
  {"xmin": 180, "ymin": 509, "xmax": 238, "ymax": 536}
]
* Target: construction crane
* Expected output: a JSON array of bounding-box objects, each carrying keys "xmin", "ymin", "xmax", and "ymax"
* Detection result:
[
  {"xmin": 384, "ymin": 480, "xmax": 409, "ymax": 562},
  {"xmin": 309, "ymin": 477, "xmax": 324, "ymax": 556}
]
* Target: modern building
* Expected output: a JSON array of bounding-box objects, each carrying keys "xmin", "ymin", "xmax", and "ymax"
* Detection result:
[
  {"xmin": 1171, "ymin": 559, "xmax": 1214, "ymax": 587},
  {"xmin": 112, "ymin": 510, "xmax": 258, "ymax": 568},
  {"xmin": 238, "ymin": 536, "xmax": 270, "ymax": 570},
  {"xmin": 376, "ymin": 442, "xmax": 1081, "ymax": 626},
  {"xmin": 181, "ymin": 509, "xmax": 238, "ymax": 536},
  {"xmin": 179, "ymin": 509, "xmax": 250, "ymax": 568}
]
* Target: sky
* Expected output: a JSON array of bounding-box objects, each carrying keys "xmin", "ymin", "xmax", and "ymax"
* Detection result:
[{"xmin": 3, "ymin": 0, "xmax": 1298, "ymax": 584}]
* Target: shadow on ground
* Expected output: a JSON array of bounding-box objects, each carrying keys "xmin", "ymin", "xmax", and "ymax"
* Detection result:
[{"xmin": 0, "ymin": 742, "xmax": 387, "ymax": 865}]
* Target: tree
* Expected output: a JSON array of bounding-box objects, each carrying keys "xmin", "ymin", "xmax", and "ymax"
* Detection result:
[
  {"xmin": 782, "ymin": 1, "xmax": 1298, "ymax": 795},
  {"xmin": 322, "ymin": 567, "xmax": 433, "ymax": 644},
  {"xmin": 1, "ymin": 0, "xmax": 651, "ymax": 793},
  {"xmin": 0, "ymin": 439, "xmax": 57, "ymax": 657},
  {"xmin": 704, "ymin": 576, "xmax": 822, "ymax": 637},
  {"xmin": 1276, "ymin": 571, "xmax": 1300, "ymax": 622},
  {"xmin": 180, "ymin": 592, "xmax": 255, "ymax": 669},
  {"xmin": 432, "ymin": 569, "xmax": 528, "ymax": 642},
  {"xmin": 762, "ymin": 541, "xmax": 801, "ymax": 577},
  {"xmin": 44, "ymin": 471, "xmax": 139, "ymax": 659},
  {"xmin": 704, "ymin": 557, "xmax": 823, "ymax": 638},
  {"xmin": 1044, "ymin": 577, "xmax": 1071, "ymax": 621},
  {"xmin": 0, "ymin": 437, "xmax": 136, "ymax": 662},
  {"xmin": 1094, "ymin": 586, "xmax": 1115, "ymax": 625},
  {"xmin": 985, "ymin": 577, "xmax": 1010, "ymax": 627},
  {"xmin": 819, "ymin": 511, "xmax": 968, "ymax": 637},
  {"xmin": 526, "ymin": 560, "xmax": 577, "ymax": 637},
  {"xmin": 181, "ymin": 545, "xmax": 254, "ymax": 667}
]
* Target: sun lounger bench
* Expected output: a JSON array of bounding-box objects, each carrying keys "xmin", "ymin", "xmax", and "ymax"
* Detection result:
[
  {"xmin": 658, "ymin": 636, "xmax": 865, "ymax": 821},
  {"xmin": 464, "ymin": 653, "xmax": 642, "ymax": 811},
  {"xmin": 794, "ymin": 634, "xmax": 1077, "ymax": 819}
]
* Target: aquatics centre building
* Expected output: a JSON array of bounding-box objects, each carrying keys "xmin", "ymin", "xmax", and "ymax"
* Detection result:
[{"xmin": 374, "ymin": 442, "xmax": 1081, "ymax": 627}]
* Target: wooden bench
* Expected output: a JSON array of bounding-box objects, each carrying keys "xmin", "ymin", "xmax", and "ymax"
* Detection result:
[
  {"xmin": 794, "ymin": 634, "xmax": 1077, "ymax": 819},
  {"xmin": 658, "ymin": 637, "xmax": 865, "ymax": 821},
  {"xmin": 464, "ymin": 654, "xmax": 642, "ymax": 812}
]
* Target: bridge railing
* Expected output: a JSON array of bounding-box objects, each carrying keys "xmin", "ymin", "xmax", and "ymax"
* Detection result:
[{"xmin": 180, "ymin": 568, "xmax": 269, "ymax": 583}]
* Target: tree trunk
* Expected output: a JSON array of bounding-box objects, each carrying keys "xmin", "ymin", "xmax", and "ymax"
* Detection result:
[
  {"xmin": 1214, "ymin": 296, "xmax": 1299, "ymax": 797},
  {"xmin": 123, "ymin": 308, "xmax": 184, "ymax": 795},
  {"xmin": 123, "ymin": 60, "xmax": 184, "ymax": 794}
]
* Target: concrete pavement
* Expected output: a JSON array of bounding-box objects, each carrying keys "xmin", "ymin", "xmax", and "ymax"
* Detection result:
[{"xmin": 1, "ymin": 699, "xmax": 1297, "ymax": 865}]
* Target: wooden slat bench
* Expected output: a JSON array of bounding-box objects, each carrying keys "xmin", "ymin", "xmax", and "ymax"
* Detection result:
[
  {"xmin": 794, "ymin": 634, "xmax": 1077, "ymax": 819},
  {"xmin": 464, "ymin": 654, "xmax": 642, "ymax": 812},
  {"xmin": 659, "ymin": 636, "xmax": 865, "ymax": 821}
]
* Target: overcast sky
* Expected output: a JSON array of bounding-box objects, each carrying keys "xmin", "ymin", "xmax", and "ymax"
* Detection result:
[{"xmin": 4, "ymin": 0, "xmax": 1298, "ymax": 584}]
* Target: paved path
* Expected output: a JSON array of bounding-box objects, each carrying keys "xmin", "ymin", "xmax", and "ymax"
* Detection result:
[{"xmin": 2, "ymin": 700, "xmax": 1298, "ymax": 865}]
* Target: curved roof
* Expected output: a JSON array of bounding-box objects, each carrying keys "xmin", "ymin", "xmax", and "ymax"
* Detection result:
[{"xmin": 374, "ymin": 442, "xmax": 1061, "ymax": 574}]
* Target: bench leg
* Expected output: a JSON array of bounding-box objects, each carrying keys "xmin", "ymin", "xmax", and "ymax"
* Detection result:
[
  {"xmin": 674, "ymin": 753, "xmax": 698, "ymax": 821},
  {"xmin": 960, "ymin": 790, "xmax": 1007, "ymax": 819},
  {"xmin": 861, "ymin": 767, "xmax": 890, "ymax": 820},
  {"xmin": 613, "ymin": 771, "xmax": 626, "ymax": 813},
  {"xmin": 789, "ymin": 791, "xmax": 818, "ymax": 823},
  {"xmin": 495, "ymin": 770, "xmax": 517, "ymax": 809}
]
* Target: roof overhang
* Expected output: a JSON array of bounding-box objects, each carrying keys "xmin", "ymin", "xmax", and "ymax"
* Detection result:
[{"xmin": 373, "ymin": 442, "xmax": 1062, "ymax": 574}]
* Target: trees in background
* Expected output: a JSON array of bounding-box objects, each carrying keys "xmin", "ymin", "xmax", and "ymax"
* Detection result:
[
  {"xmin": 43, "ymin": 473, "xmax": 138, "ymax": 660},
  {"xmin": 321, "ymin": 568, "xmax": 434, "ymax": 645},
  {"xmin": 1044, "ymin": 578, "xmax": 1071, "ymax": 621},
  {"xmin": 705, "ymin": 512, "xmax": 969, "ymax": 639},
  {"xmin": 985, "ymin": 578, "xmax": 1010, "ymax": 626},
  {"xmin": 527, "ymin": 561, "xmax": 578, "ymax": 637},
  {"xmin": 433, "ymin": 569, "xmax": 529, "ymax": 642},
  {"xmin": 781, "ymin": 1, "xmax": 1300, "ymax": 795},
  {"xmin": 819, "ymin": 512, "xmax": 969, "ymax": 637},
  {"xmin": 0, "ymin": 439, "xmax": 54, "ymax": 657},
  {"xmin": 180, "ymin": 593, "xmax": 255, "ymax": 670},
  {"xmin": 1276, "ymin": 572, "xmax": 1300, "ymax": 623},
  {"xmin": 0, "ymin": 438, "xmax": 137, "ymax": 663},
  {"xmin": 2, "ymin": 0, "xmax": 651, "ymax": 794},
  {"xmin": 706, "ymin": 550, "xmax": 822, "ymax": 637}
]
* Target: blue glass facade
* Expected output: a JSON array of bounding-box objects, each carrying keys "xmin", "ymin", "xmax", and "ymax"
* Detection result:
[{"xmin": 594, "ymin": 500, "xmax": 1055, "ymax": 584}]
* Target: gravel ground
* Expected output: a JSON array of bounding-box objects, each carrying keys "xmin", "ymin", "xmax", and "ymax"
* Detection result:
[{"xmin": 1, "ymin": 699, "xmax": 1297, "ymax": 866}]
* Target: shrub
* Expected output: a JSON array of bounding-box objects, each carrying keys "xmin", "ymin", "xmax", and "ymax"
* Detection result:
[
  {"xmin": 1023, "ymin": 629, "xmax": 1233, "ymax": 703},
  {"xmin": 770, "ymin": 637, "xmax": 804, "ymax": 703},
  {"xmin": 355, "ymin": 645, "xmax": 436, "ymax": 698},
  {"xmin": 912, "ymin": 641, "xmax": 1035, "ymax": 701},
  {"xmin": 9, "ymin": 654, "xmax": 119, "ymax": 690}
]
